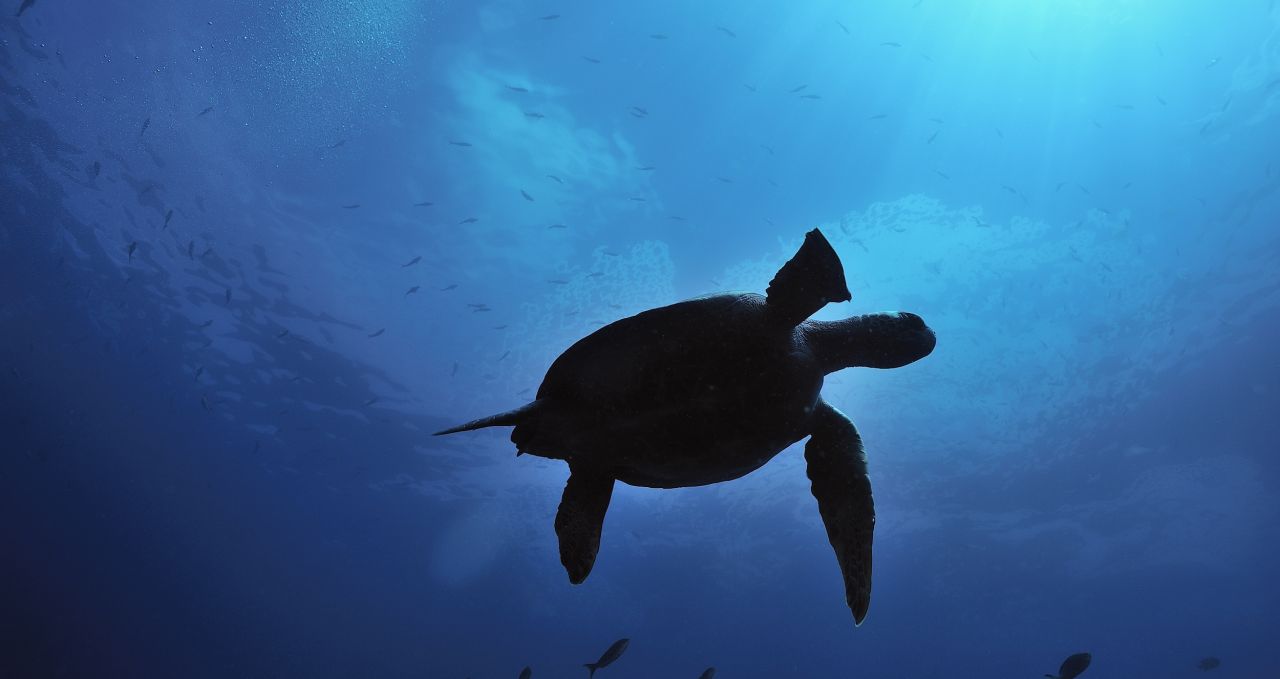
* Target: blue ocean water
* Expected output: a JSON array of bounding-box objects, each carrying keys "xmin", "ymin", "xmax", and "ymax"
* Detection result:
[{"xmin": 2, "ymin": 1, "xmax": 1278, "ymax": 677}]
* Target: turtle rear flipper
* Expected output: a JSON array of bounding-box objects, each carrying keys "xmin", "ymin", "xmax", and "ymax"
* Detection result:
[
  {"xmin": 766, "ymin": 228, "xmax": 852, "ymax": 326},
  {"xmin": 556, "ymin": 465, "xmax": 615, "ymax": 584},
  {"xmin": 804, "ymin": 400, "xmax": 874, "ymax": 625},
  {"xmin": 433, "ymin": 399, "xmax": 543, "ymax": 436}
]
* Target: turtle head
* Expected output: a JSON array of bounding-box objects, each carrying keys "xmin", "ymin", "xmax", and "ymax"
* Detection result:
[{"xmin": 807, "ymin": 311, "xmax": 936, "ymax": 373}]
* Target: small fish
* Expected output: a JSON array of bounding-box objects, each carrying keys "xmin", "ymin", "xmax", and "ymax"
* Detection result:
[
  {"xmin": 1205, "ymin": 56, "xmax": 1219, "ymax": 69},
  {"xmin": 194, "ymin": 366, "xmax": 204, "ymax": 380},
  {"xmin": 934, "ymin": 169, "xmax": 950, "ymax": 180},
  {"xmin": 761, "ymin": 144, "xmax": 775, "ymax": 155},
  {"xmin": 363, "ymin": 397, "xmax": 378, "ymax": 407},
  {"xmin": 163, "ymin": 209, "xmax": 174, "ymax": 229},
  {"xmin": 799, "ymin": 94, "xmax": 821, "ymax": 100},
  {"xmin": 582, "ymin": 56, "xmax": 601, "ymax": 64},
  {"xmin": 636, "ymin": 165, "xmax": 656, "ymax": 171},
  {"xmin": 342, "ymin": 204, "xmax": 360, "ymax": 209},
  {"xmin": 328, "ymin": 139, "xmax": 346, "ymax": 149},
  {"xmin": 971, "ymin": 216, "xmax": 989, "ymax": 227},
  {"xmin": 186, "ymin": 241, "xmax": 195, "ymax": 259},
  {"xmin": 547, "ymin": 279, "xmax": 569, "ymax": 285},
  {"xmin": 834, "ymin": 19, "xmax": 850, "ymax": 35},
  {"xmin": 89, "ymin": 160, "xmax": 101, "ymax": 178},
  {"xmin": 448, "ymin": 140, "xmax": 473, "ymax": 147},
  {"xmin": 629, "ymin": 197, "xmax": 647, "ymax": 202},
  {"xmin": 715, "ymin": 25, "xmax": 736, "ymax": 38},
  {"xmin": 539, "ymin": 14, "xmax": 560, "ymax": 20},
  {"xmin": 251, "ymin": 441, "xmax": 260, "ymax": 454},
  {"xmin": 881, "ymin": 41, "xmax": 902, "ymax": 47},
  {"xmin": 459, "ymin": 217, "xmax": 478, "ymax": 224},
  {"xmin": 668, "ymin": 215, "xmax": 686, "ymax": 221},
  {"xmin": 401, "ymin": 256, "xmax": 421, "ymax": 268},
  {"xmin": 603, "ymin": 250, "xmax": 620, "ymax": 256},
  {"xmin": 994, "ymin": 127, "xmax": 1004, "ymax": 138},
  {"xmin": 631, "ymin": 106, "xmax": 649, "ymax": 115},
  {"xmin": 15, "ymin": 0, "xmax": 37, "ymax": 18},
  {"xmin": 127, "ymin": 241, "xmax": 137, "ymax": 260},
  {"xmin": 498, "ymin": 351, "xmax": 510, "ymax": 362},
  {"xmin": 650, "ymin": 33, "xmax": 669, "ymax": 40},
  {"xmin": 1156, "ymin": 95, "xmax": 1167, "ymax": 106},
  {"xmin": 1028, "ymin": 48, "xmax": 1040, "ymax": 62},
  {"xmin": 926, "ymin": 130, "xmax": 939, "ymax": 144},
  {"xmin": 451, "ymin": 362, "xmax": 459, "ymax": 376},
  {"xmin": 139, "ymin": 117, "xmax": 151, "ymax": 138},
  {"xmin": 507, "ymin": 85, "xmax": 530, "ymax": 93},
  {"xmin": 547, "ymin": 174, "xmax": 563, "ymax": 183},
  {"xmin": 368, "ymin": 328, "xmax": 385, "ymax": 338},
  {"xmin": 715, "ymin": 176, "xmax": 732, "ymax": 183},
  {"xmin": 197, "ymin": 106, "xmax": 214, "ymax": 117},
  {"xmin": 929, "ymin": 117, "xmax": 944, "ymax": 124},
  {"xmin": 1055, "ymin": 181, "xmax": 1067, "ymax": 192},
  {"xmin": 200, "ymin": 394, "xmax": 210, "ymax": 411},
  {"xmin": 524, "ymin": 111, "xmax": 545, "ymax": 119},
  {"xmin": 742, "ymin": 83, "xmax": 757, "ymax": 92},
  {"xmin": 587, "ymin": 272, "xmax": 603, "ymax": 278},
  {"xmin": 440, "ymin": 284, "xmax": 458, "ymax": 291},
  {"xmin": 789, "ymin": 84, "xmax": 808, "ymax": 93},
  {"xmin": 1197, "ymin": 657, "xmax": 1220, "ymax": 671},
  {"xmin": 405, "ymin": 286, "xmax": 420, "ymax": 296},
  {"xmin": 1114, "ymin": 103, "xmax": 1134, "ymax": 110},
  {"xmin": 547, "ymin": 223, "xmax": 568, "ymax": 229},
  {"xmin": 198, "ymin": 319, "xmax": 214, "ymax": 328},
  {"xmin": 585, "ymin": 639, "xmax": 630, "ymax": 678},
  {"xmin": 1092, "ymin": 119, "xmax": 1103, "ymax": 129},
  {"xmin": 413, "ymin": 201, "xmax": 433, "ymax": 206},
  {"xmin": 867, "ymin": 113, "xmax": 888, "ymax": 120},
  {"xmin": 521, "ymin": 189, "xmax": 535, "ymax": 202},
  {"xmin": 276, "ymin": 329, "xmax": 290, "ymax": 338},
  {"xmin": 699, "ymin": 669, "xmax": 716, "ymax": 679},
  {"xmin": 1076, "ymin": 183, "xmax": 1092, "ymax": 196},
  {"xmin": 224, "ymin": 288, "xmax": 231, "ymax": 305}
]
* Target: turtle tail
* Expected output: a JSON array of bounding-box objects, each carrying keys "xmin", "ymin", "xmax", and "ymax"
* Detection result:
[{"xmin": 433, "ymin": 400, "xmax": 543, "ymax": 436}]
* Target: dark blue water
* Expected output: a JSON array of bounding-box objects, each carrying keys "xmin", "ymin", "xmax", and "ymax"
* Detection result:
[{"xmin": 3, "ymin": 2, "xmax": 1278, "ymax": 677}]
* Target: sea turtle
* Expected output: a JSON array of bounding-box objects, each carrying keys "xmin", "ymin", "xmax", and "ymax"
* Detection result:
[
  {"xmin": 1046, "ymin": 652, "xmax": 1092, "ymax": 679},
  {"xmin": 435, "ymin": 229, "xmax": 935, "ymax": 625}
]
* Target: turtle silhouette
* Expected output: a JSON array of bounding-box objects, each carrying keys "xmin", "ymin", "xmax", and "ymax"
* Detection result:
[{"xmin": 436, "ymin": 229, "xmax": 936, "ymax": 624}]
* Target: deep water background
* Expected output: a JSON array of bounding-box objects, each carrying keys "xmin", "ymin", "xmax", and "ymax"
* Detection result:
[{"xmin": 3, "ymin": 1, "xmax": 1279, "ymax": 677}]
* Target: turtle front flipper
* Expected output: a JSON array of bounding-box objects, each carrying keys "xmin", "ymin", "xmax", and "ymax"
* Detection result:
[
  {"xmin": 765, "ymin": 228, "xmax": 852, "ymax": 326},
  {"xmin": 804, "ymin": 399, "xmax": 875, "ymax": 625},
  {"xmin": 555, "ymin": 464, "xmax": 616, "ymax": 584}
]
